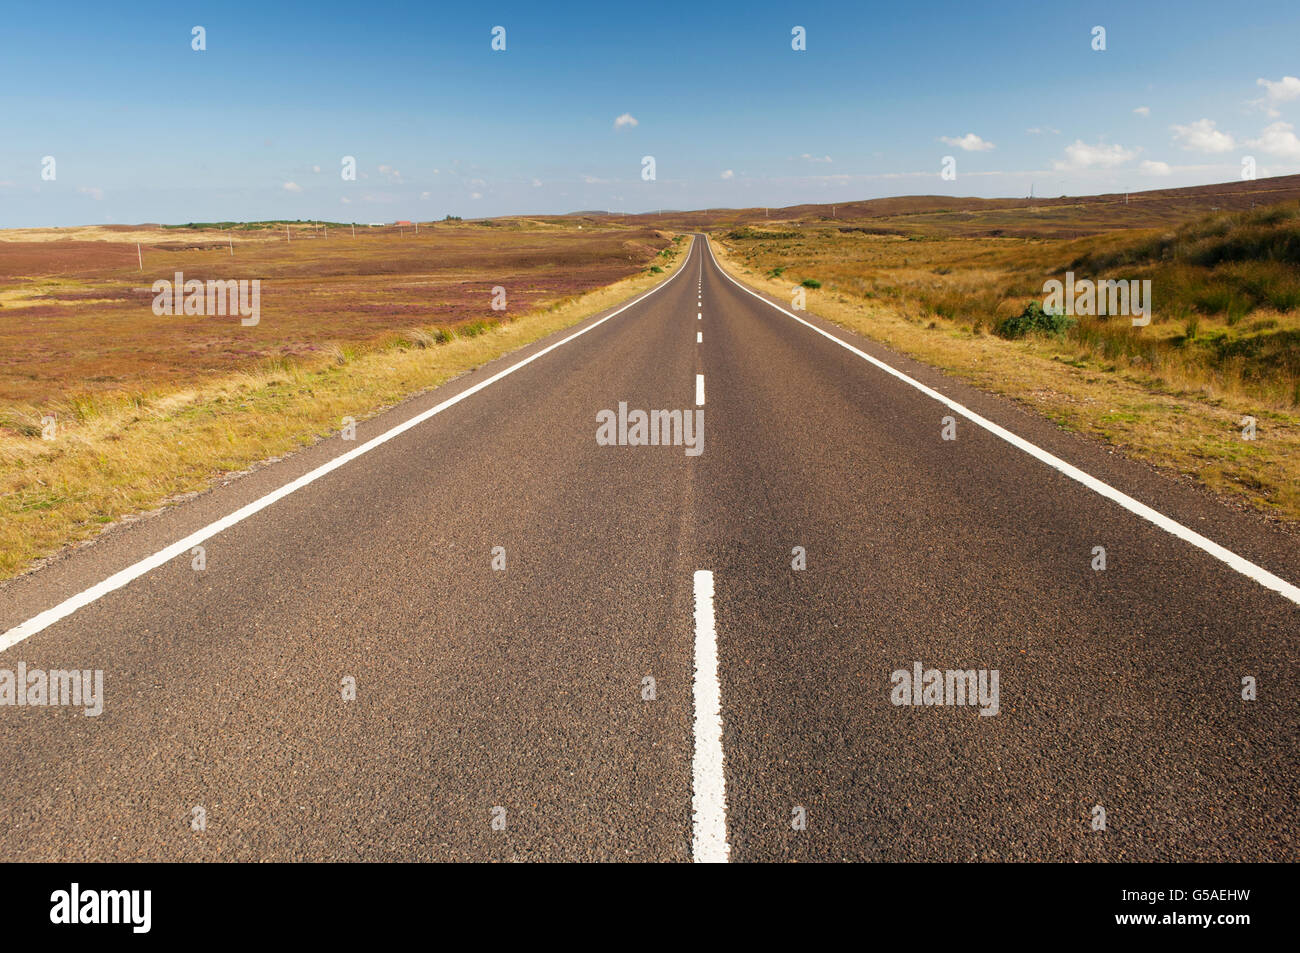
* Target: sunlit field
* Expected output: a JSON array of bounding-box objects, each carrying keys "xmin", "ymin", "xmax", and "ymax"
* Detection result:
[
  {"xmin": 0, "ymin": 221, "xmax": 684, "ymax": 578},
  {"xmin": 712, "ymin": 194, "xmax": 1300, "ymax": 523}
]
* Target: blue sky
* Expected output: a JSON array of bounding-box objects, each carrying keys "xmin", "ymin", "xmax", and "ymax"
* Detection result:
[{"xmin": 2, "ymin": 0, "xmax": 1299, "ymax": 225}]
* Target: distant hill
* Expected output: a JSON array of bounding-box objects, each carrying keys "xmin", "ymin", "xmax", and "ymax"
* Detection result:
[{"xmin": 574, "ymin": 174, "xmax": 1300, "ymax": 238}]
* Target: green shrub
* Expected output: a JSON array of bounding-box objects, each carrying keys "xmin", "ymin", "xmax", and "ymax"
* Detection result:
[
  {"xmin": 801, "ymin": 278, "xmax": 821, "ymax": 288},
  {"xmin": 996, "ymin": 301, "xmax": 1077, "ymax": 339}
]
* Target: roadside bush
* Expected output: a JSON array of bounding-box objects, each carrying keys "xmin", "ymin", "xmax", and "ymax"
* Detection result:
[
  {"xmin": 997, "ymin": 301, "xmax": 1077, "ymax": 339},
  {"xmin": 801, "ymin": 278, "xmax": 821, "ymax": 288}
]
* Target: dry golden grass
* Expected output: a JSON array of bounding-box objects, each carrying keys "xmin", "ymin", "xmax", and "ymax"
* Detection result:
[
  {"xmin": 710, "ymin": 236, "xmax": 1300, "ymax": 523},
  {"xmin": 0, "ymin": 234, "xmax": 688, "ymax": 581},
  {"xmin": 0, "ymin": 225, "xmax": 281, "ymax": 245}
]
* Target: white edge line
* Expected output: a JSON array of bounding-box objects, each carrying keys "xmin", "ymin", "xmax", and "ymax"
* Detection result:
[
  {"xmin": 0, "ymin": 237, "xmax": 699, "ymax": 652},
  {"xmin": 702, "ymin": 235, "xmax": 1300, "ymax": 607},
  {"xmin": 692, "ymin": 569, "xmax": 729, "ymax": 863}
]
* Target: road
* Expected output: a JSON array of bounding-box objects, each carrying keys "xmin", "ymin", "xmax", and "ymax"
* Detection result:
[{"xmin": 1, "ymin": 235, "xmax": 1296, "ymax": 862}]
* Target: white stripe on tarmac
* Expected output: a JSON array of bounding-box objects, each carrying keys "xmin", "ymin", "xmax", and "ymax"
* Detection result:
[
  {"xmin": 0, "ymin": 238, "xmax": 698, "ymax": 652},
  {"xmin": 692, "ymin": 569, "xmax": 729, "ymax": 863},
  {"xmin": 696, "ymin": 374, "xmax": 705, "ymax": 406},
  {"xmin": 702, "ymin": 237, "xmax": 1300, "ymax": 606}
]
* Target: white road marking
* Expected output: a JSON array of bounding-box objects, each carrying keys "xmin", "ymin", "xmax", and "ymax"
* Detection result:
[
  {"xmin": 697, "ymin": 313, "xmax": 702, "ymax": 320},
  {"xmin": 0, "ymin": 238, "xmax": 700, "ymax": 652},
  {"xmin": 697, "ymin": 331, "xmax": 702, "ymax": 343},
  {"xmin": 696, "ymin": 374, "xmax": 705, "ymax": 406},
  {"xmin": 692, "ymin": 569, "xmax": 729, "ymax": 863},
  {"xmin": 703, "ymin": 237, "xmax": 1300, "ymax": 606}
]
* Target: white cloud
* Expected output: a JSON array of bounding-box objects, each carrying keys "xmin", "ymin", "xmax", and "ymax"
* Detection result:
[
  {"xmin": 1248, "ymin": 121, "xmax": 1300, "ymax": 159},
  {"xmin": 531, "ymin": 178, "xmax": 542, "ymax": 187},
  {"xmin": 312, "ymin": 164, "xmax": 322, "ymax": 173},
  {"xmin": 340, "ymin": 196, "xmax": 351, "ymax": 204},
  {"xmin": 1133, "ymin": 106, "xmax": 1150, "ymax": 117},
  {"xmin": 77, "ymin": 186, "xmax": 104, "ymax": 200},
  {"xmin": 720, "ymin": 169, "xmax": 734, "ymax": 179},
  {"xmin": 939, "ymin": 132, "xmax": 995, "ymax": 152},
  {"xmin": 1139, "ymin": 160, "xmax": 1172, "ymax": 175},
  {"xmin": 613, "ymin": 113, "xmax": 638, "ymax": 129},
  {"xmin": 1170, "ymin": 119, "xmax": 1235, "ymax": 153},
  {"xmin": 1255, "ymin": 76, "xmax": 1300, "ymax": 117},
  {"xmin": 798, "ymin": 153, "xmax": 833, "ymax": 163},
  {"xmin": 1052, "ymin": 140, "xmax": 1136, "ymax": 170},
  {"xmin": 377, "ymin": 164, "xmax": 404, "ymax": 183},
  {"xmin": 470, "ymin": 192, "xmax": 483, "ymax": 199},
  {"xmin": 1026, "ymin": 126, "xmax": 1061, "ymax": 135},
  {"xmin": 282, "ymin": 182, "xmax": 303, "ymax": 193},
  {"xmin": 420, "ymin": 191, "xmax": 431, "ymax": 199}
]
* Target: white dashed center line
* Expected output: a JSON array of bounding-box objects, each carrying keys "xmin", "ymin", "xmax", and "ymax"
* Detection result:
[
  {"xmin": 695, "ymin": 374, "xmax": 705, "ymax": 406},
  {"xmin": 692, "ymin": 569, "xmax": 728, "ymax": 863}
]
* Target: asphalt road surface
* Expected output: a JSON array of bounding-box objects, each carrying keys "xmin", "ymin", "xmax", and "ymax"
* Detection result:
[{"xmin": 1, "ymin": 235, "xmax": 1296, "ymax": 862}]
